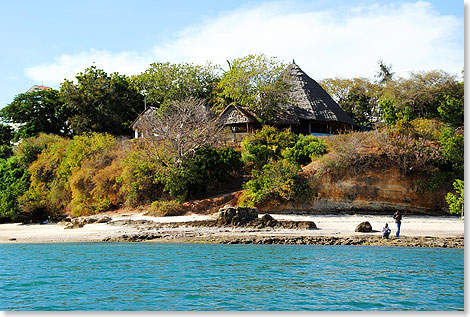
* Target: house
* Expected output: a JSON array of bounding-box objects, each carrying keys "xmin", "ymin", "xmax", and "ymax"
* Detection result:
[
  {"xmin": 26, "ymin": 85, "xmax": 52, "ymax": 93},
  {"xmin": 280, "ymin": 63, "xmax": 359, "ymax": 135},
  {"xmin": 218, "ymin": 62, "xmax": 359, "ymax": 135},
  {"xmin": 130, "ymin": 101, "xmax": 217, "ymax": 138},
  {"xmin": 216, "ymin": 105, "xmax": 260, "ymax": 133},
  {"xmin": 130, "ymin": 106, "xmax": 158, "ymax": 138}
]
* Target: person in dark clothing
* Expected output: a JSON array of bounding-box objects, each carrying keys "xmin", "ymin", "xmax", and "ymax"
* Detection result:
[{"xmin": 393, "ymin": 211, "xmax": 402, "ymax": 237}]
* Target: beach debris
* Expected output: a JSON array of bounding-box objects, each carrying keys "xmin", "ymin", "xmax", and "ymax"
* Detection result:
[{"xmin": 355, "ymin": 221, "xmax": 373, "ymax": 232}]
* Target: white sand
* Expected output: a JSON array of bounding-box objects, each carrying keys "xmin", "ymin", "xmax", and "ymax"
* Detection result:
[{"xmin": 0, "ymin": 212, "xmax": 463, "ymax": 243}]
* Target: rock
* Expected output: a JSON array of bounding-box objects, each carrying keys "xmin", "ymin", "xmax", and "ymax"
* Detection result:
[
  {"xmin": 86, "ymin": 217, "xmax": 98, "ymax": 224},
  {"xmin": 96, "ymin": 216, "xmax": 112, "ymax": 223},
  {"xmin": 259, "ymin": 214, "xmax": 278, "ymax": 227},
  {"xmin": 218, "ymin": 206, "xmax": 258, "ymax": 226},
  {"xmin": 355, "ymin": 221, "xmax": 372, "ymax": 232}
]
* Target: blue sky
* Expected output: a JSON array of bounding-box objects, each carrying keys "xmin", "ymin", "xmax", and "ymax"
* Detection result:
[{"xmin": 1, "ymin": 0, "xmax": 464, "ymax": 109}]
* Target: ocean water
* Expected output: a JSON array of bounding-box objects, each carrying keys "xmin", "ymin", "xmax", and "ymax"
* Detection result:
[{"xmin": 0, "ymin": 243, "xmax": 463, "ymax": 311}]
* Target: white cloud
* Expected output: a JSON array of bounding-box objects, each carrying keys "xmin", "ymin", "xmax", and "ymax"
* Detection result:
[
  {"xmin": 25, "ymin": 1, "xmax": 463, "ymax": 84},
  {"xmin": 25, "ymin": 49, "xmax": 153, "ymax": 84}
]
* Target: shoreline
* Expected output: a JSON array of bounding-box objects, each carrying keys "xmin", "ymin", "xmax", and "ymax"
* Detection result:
[{"xmin": 0, "ymin": 212, "xmax": 464, "ymax": 248}]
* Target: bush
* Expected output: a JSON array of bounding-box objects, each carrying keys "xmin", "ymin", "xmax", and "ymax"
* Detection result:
[
  {"xmin": 439, "ymin": 126, "xmax": 464, "ymax": 176},
  {"xmin": 147, "ymin": 200, "xmax": 184, "ymax": 217},
  {"xmin": 161, "ymin": 147, "xmax": 243, "ymax": 201},
  {"xmin": 239, "ymin": 159, "xmax": 311, "ymax": 207},
  {"xmin": 0, "ymin": 156, "xmax": 30, "ymax": 222},
  {"xmin": 67, "ymin": 140, "xmax": 130, "ymax": 216},
  {"xmin": 241, "ymin": 126, "xmax": 298, "ymax": 168},
  {"xmin": 445, "ymin": 179, "xmax": 464, "ymax": 217},
  {"xmin": 282, "ymin": 135, "xmax": 327, "ymax": 165},
  {"xmin": 120, "ymin": 139, "xmax": 166, "ymax": 207},
  {"xmin": 19, "ymin": 137, "xmax": 70, "ymax": 219},
  {"xmin": 57, "ymin": 132, "xmax": 116, "ymax": 181},
  {"xmin": 15, "ymin": 133, "xmax": 63, "ymax": 165}
]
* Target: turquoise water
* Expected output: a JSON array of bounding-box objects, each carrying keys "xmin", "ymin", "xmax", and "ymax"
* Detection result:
[{"xmin": 0, "ymin": 243, "xmax": 464, "ymax": 311}]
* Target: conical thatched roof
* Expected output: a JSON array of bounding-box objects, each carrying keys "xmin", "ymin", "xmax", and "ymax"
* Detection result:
[{"xmin": 284, "ymin": 63, "xmax": 358, "ymax": 126}]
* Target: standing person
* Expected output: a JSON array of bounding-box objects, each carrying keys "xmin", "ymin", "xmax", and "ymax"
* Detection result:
[{"xmin": 393, "ymin": 210, "xmax": 402, "ymax": 237}]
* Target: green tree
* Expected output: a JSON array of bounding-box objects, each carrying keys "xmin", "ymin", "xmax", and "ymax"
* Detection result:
[
  {"xmin": 0, "ymin": 123, "xmax": 14, "ymax": 159},
  {"xmin": 445, "ymin": 179, "xmax": 464, "ymax": 217},
  {"xmin": 380, "ymin": 70, "xmax": 460, "ymax": 121},
  {"xmin": 437, "ymin": 77, "xmax": 464, "ymax": 127},
  {"xmin": 132, "ymin": 62, "xmax": 218, "ymax": 108},
  {"xmin": 0, "ymin": 156, "xmax": 30, "ymax": 222},
  {"xmin": 282, "ymin": 135, "xmax": 327, "ymax": 165},
  {"xmin": 319, "ymin": 77, "xmax": 381, "ymax": 126},
  {"xmin": 239, "ymin": 159, "xmax": 311, "ymax": 207},
  {"xmin": 241, "ymin": 126, "xmax": 298, "ymax": 168},
  {"xmin": 439, "ymin": 127, "xmax": 464, "ymax": 178},
  {"xmin": 60, "ymin": 66, "xmax": 143, "ymax": 136},
  {"xmin": 216, "ymin": 54, "xmax": 291, "ymax": 122},
  {"xmin": 160, "ymin": 147, "xmax": 242, "ymax": 201},
  {"xmin": 375, "ymin": 60, "xmax": 394, "ymax": 85},
  {"xmin": 0, "ymin": 89, "xmax": 71, "ymax": 139},
  {"xmin": 340, "ymin": 87, "xmax": 374, "ymax": 127}
]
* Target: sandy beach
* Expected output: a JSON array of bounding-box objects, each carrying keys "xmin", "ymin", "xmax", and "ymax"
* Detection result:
[{"xmin": 0, "ymin": 211, "xmax": 464, "ymax": 245}]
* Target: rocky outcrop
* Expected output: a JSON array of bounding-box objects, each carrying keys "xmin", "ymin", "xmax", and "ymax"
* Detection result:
[
  {"xmin": 63, "ymin": 215, "xmax": 112, "ymax": 229},
  {"xmin": 217, "ymin": 206, "xmax": 258, "ymax": 225},
  {"xmin": 355, "ymin": 221, "xmax": 372, "ymax": 232},
  {"xmin": 257, "ymin": 164, "xmax": 450, "ymax": 216},
  {"xmin": 105, "ymin": 232, "xmax": 464, "ymax": 248}
]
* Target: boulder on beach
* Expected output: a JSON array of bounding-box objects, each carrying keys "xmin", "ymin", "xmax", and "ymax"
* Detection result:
[
  {"xmin": 218, "ymin": 206, "xmax": 258, "ymax": 225},
  {"xmin": 355, "ymin": 221, "xmax": 372, "ymax": 232}
]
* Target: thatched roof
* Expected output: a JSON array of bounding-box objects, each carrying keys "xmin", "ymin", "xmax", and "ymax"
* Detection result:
[
  {"xmin": 282, "ymin": 63, "xmax": 358, "ymax": 126},
  {"xmin": 217, "ymin": 105, "xmax": 259, "ymax": 125},
  {"xmin": 130, "ymin": 106, "xmax": 158, "ymax": 130}
]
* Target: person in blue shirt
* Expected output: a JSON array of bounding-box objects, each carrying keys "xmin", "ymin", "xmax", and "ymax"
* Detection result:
[{"xmin": 382, "ymin": 223, "xmax": 391, "ymax": 239}]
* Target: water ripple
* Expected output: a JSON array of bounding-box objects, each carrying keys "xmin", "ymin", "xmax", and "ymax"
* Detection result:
[{"xmin": 0, "ymin": 243, "xmax": 463, "ymax": 311}]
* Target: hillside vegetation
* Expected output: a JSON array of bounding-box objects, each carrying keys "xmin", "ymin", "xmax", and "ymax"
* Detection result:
[{"xmin": 0, "ymin": 54, "xmax": 464, "ymax": 222}]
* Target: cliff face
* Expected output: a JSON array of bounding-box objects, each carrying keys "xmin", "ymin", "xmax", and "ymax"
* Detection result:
[{"xmin": 258, "ymin": 164, "xmax": 449, "ymax": 216}]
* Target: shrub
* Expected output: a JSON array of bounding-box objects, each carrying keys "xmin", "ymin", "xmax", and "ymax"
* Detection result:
[
  {"xmin": 68, "ymin": 143, "xmax": 127, "ymax": 216},
  {"xmin": 445, "ymin": 179, "xmax": 464, "ymax": 217},
  {"xmin": 239, "ymin": 159, "xmax": 311, "ymax": 207},
  {"xmin": 147, "ymin": 200, "xmax": 184, "ymax": 217},
  {"xmin": 120, "ymin": 139, "xmax": 166, "ymax": 207},
  {"xmin": 57, "ymin": 132, "xmax": 116, "ymax": 181},
  {"xmin": 410, "ymin": 118, "xmax": 443, "ymax": 141},
  {"xmin": 241, "ymin": 126, "xmax": 298, "ymax": 168},
  {"xmin": 19, "ymin": 137, "xmax": 70, "ymax": 219},
  {"xmin": 282, "ymin": 135, "xmax": 327, "ymax": 165},
  {"xmin": 0, "ymin": 156, "xmax": 30, "ymax": 222},
  {"xmin": 161, "ymin": 147, "xmax": 243, "ymax": 201},
  {"xmin": 15, "ymin": 133, "xmax": 63, "ymax": 165},
  {"xmin": 439, "ymin": 126, "xmax": 464, "ymax": 176}
]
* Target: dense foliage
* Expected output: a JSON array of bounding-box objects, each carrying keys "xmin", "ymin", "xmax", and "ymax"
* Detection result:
[
  {"xmin": 60, "ymin": 66, "xmax": 143, "ymax": 135},
  {"xmin": 445, "ymin": 180, "xmax": 464, "ymax": 217},
  {"xmin": 320, "ymin": 67, "xmax": 464, "ymax": 128},
  {"xmin": 0, "ymin": 89, "xmax": 71, "ymax": 139},
  {"xmin": 0, "ymin": 123, "xmax": 14, "ymax": 159},
  {"xmin": 0, "ymin": 55, "xmax": 464, "ymax": 220},
  {"xmin": 239, "ymin": 127, "xmax": 323, "ymax": 207},
  {"xmin": 239, "ymin": 159, "xmax": 312, "ymax": 207},
  {"xmin": 132, "ymin": 62, "xmax": 218, "ymax": 108},
  {"xmin": 215, "ymin": 54, "xmax": 291, "ymax": 122}
]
